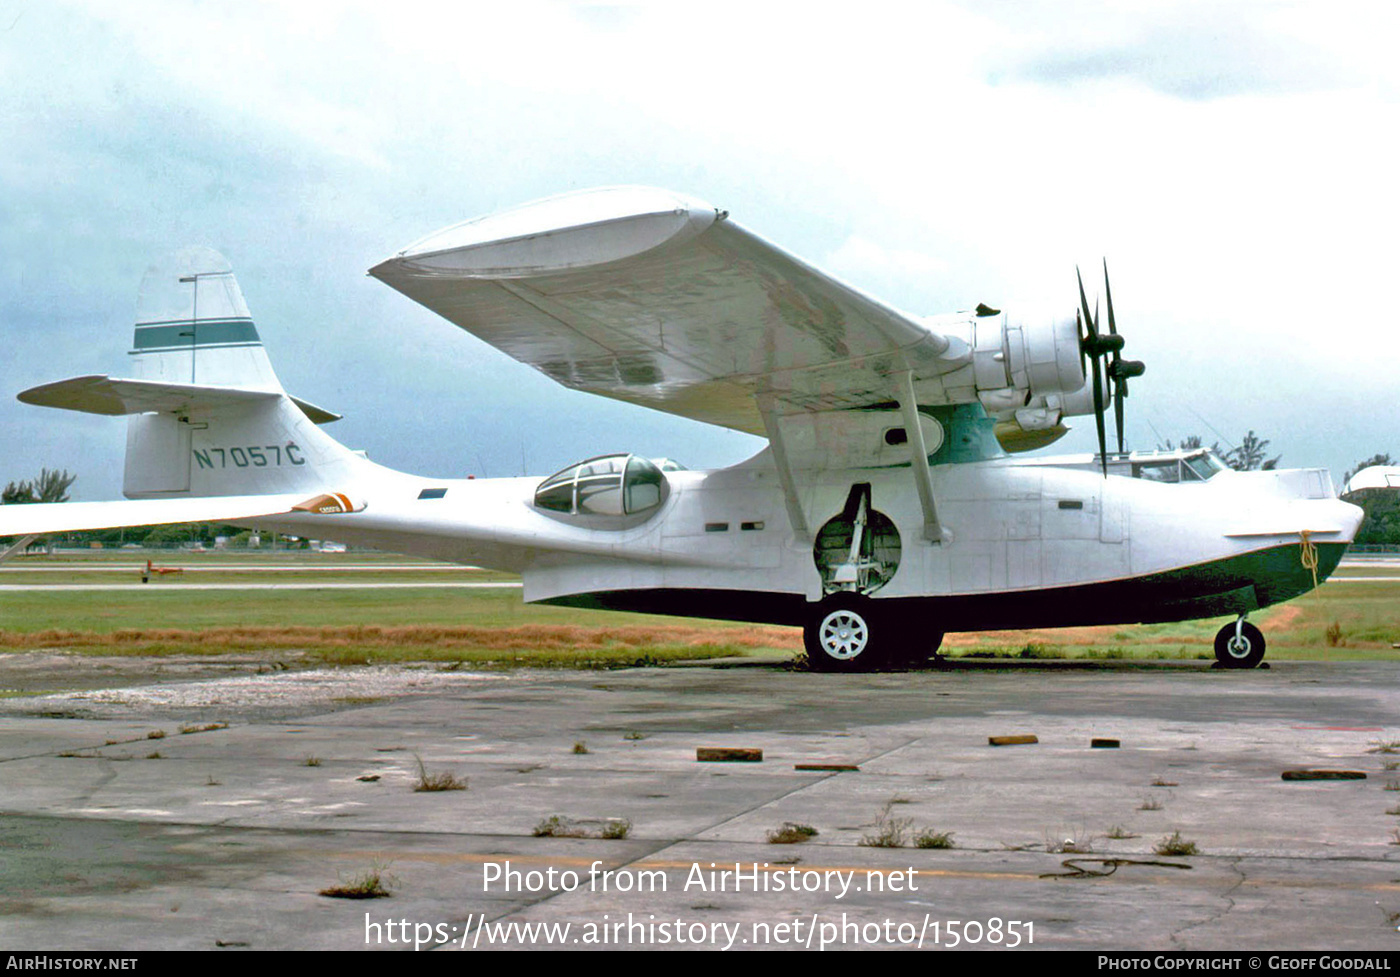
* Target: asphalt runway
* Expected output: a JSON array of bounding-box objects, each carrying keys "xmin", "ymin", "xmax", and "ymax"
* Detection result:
[{"xmin": 2, "ymin": 658, "xmax": 1400, "ymax": 952}]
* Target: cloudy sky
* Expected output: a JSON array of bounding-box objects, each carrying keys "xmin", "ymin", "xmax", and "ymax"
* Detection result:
[{"xmin": 2, "ymin": 1, "xmax": 1397, "ymax": 498}]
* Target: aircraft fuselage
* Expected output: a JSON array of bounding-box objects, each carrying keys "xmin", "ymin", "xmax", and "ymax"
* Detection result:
[{"xmin": 247, "ymin": 451, "xmax": 1360, "ymax": 636}]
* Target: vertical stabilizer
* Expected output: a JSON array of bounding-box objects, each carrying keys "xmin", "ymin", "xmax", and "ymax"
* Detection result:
[
  {"xmin": 128, "ymin": 247, "xmax": 283, "ymax": 392},
  {"xmin": 117, "ymin": 249, "xmax": 365, "ymax": 498}
]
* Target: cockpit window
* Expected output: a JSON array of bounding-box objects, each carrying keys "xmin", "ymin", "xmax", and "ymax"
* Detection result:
[
  {"xmin": 1182, "ymin": 452, "xmax": 1223, "ymax": 481},
  {"xmin": 1131, "ymin": 449, "xmax": 1227, "ymax": 483},
  {"xmin": 623, "ymin": 458, "xmax": 664, "ymax": 512},
  {"xmin": 1134, "ymin": 459, "xmax": 1181, "ymax": 483},
  {"xmin": 534, "ymin": 454, "xmax": 669, "ymax": 518}
]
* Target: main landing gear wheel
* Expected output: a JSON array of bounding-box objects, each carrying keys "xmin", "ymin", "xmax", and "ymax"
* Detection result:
[
  {"xmin": 1214, "ymin": 619, "xmax": 1266, "ymax": 669},
  {"xmin": 889, "ymin": 622, "xmax": 944, "ymax": 668},
  {"xmin": 805, "ymin": 595, "xmax": 889, "ymax": 672}
]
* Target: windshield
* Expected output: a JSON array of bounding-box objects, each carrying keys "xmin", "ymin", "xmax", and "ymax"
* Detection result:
[
  {"xmin": 1182, "ymin": 451, "xmax": 1226, "ymax": 481},
  {"xmin": 1131, "ymin": 450, "xmax": 1227, "ymax": 483}
]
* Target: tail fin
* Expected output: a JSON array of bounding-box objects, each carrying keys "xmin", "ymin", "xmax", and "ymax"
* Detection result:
[
  {"xmin": 128, "ymin": 246, "xmax": 283, "ymax": 391},
  {"xmin": 19, "ymin": 248, "xmax": 365, "ymax": 499},
  {"xmin": 122, "ymin": 392, "xmax": 361, "ymax": 498}
]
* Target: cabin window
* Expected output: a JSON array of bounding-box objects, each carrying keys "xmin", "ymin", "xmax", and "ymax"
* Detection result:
[
  {"xmin": 533, "ymin": 453, "xmax": 669, "ymax": 519},
  {"xmin": 576, "ymin": 456, "xmax": 627, "ymax": 515},
  {"xmin": 534, "ymin": 471, "xmax": 578, "ymax": 512}
]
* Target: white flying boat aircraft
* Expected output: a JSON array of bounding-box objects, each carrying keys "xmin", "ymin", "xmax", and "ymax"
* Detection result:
[{"xmin": 1, "ymin": 188, "xmax": 1363, "ymax": 670}]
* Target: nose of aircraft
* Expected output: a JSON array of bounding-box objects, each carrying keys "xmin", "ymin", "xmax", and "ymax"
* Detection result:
[{"xmin": 1227, "ymin": 493, "xmax": 1364, "ymax": 607}]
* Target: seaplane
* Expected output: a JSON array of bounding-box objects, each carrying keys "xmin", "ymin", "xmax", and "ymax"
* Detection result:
[{"xmin": 0, "ymin": 187, "xmax": 1363, "ymax": 670}]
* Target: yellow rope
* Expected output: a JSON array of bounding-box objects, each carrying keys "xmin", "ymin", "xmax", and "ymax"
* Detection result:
[{"xmin": 1300, "ymin": 529, "xmax": 1319, "ymax": 589}]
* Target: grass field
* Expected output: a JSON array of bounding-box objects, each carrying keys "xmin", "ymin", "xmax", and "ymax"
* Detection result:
[
  {"xmin": 2, "ymin": 551, "xmax": 1398, "ymax": 667},
  {"xmin": 0, "ymin": 552, "xmax": 793, "ymax": 667}
]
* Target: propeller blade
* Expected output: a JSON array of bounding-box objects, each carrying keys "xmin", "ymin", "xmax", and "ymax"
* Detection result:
[
  {"xmin": 1103, "ymin": 259, "xmax": 1117, "ymax": 337},
  {"xmin": 1077, "ymin": 267, "xmax": 1096, "ymax": 341},
  {"xmin": 1114, "ymin": 381, "xmax": 1125, "ymax": 454},
  {"xmin": 1102, "ymin": 260, "xmax": 1130, "ymax": 453},
  {"xmin": 1077, "ymin": 310, "xmax": 1087, "ymax": 377},
  {"xmin": 1091, "ymin": 351, "xmax": 1107, "ymax": 476},
  {"xmin": 1077, "ymin": 262, "xmax": 1139, "ymax": 471}
]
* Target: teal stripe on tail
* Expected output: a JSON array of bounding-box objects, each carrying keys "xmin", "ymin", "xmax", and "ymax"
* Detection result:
[{"xmin": 128, "ymin": 247, "xmax": 283, "ymax": 392}]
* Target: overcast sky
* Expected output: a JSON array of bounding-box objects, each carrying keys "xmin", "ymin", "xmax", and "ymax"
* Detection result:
[{"xmin": 3, "ymin": 1, "xmax": 1397, "ymax": 498}]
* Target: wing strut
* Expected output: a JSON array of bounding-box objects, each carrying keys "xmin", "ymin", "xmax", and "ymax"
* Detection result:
[
  {"xmin": 757, "ymin": 393, "xmax": 810, "ymax": 540},
  {"xmin": 896, "ymin": 371, "xmax": 950, "ymax": 545},
  {"xmin": 0, "ymin": 535, "xmax": 38, "ymax": 564}
]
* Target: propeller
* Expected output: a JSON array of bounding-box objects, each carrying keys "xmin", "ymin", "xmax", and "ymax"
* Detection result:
[
  {"xmin": 1102, "ymin": 260, "xmax": 1145, "ymax": 453},
  {"xmin": 1077, "ymin": 264, "xmax": 1144, "ymax": 475}
]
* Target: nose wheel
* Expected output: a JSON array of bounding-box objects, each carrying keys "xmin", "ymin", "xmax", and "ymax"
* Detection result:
[{"xmin": 1214, "ymin": 618, "xmax": 1266, "ymax": 669}]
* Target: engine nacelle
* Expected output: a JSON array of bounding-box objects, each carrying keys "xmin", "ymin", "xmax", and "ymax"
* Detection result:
[{"xmin": 971, "ymin": 310, "xmax": 1085, "ymax": 415}]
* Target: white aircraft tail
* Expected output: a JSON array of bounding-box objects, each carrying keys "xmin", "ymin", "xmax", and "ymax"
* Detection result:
[
  {"xmin": 129, "ymin": 247, "xmax": 284, "ymax": 392},
  {"xmin": 19, "ymin": 248, "xmax": 364, "ymax": 500}
]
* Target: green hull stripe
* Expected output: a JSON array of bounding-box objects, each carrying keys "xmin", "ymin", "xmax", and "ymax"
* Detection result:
[{"xmin": 132, "ymin": 319, "xmax": 261, "ymax": 351}]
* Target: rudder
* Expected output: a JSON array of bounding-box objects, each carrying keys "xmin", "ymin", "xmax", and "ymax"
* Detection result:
[{"xmin": 128, "ymin": 246, "xmax": 283, "ymax": 392}]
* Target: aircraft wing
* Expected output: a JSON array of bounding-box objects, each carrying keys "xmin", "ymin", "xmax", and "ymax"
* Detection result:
[
  {"xmin": 369, "ymin": 187, "xmax": 962, "ymax": 434},
  {"xmin": 0, "ymin": 494, "xmax": 309, "ymax": 539}
]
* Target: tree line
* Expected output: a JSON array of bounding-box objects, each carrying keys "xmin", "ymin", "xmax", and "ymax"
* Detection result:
[{"xmin": 0, "ymin": 468, "xmax": 285, "ymax": 549}]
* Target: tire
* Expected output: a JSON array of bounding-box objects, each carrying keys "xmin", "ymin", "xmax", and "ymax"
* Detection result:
[
  {"xmin": 1214, "ymin": 620, "xmax": 1266, "ymax": 669},
  {"xmin": 805, "ymin": 594, "xmax": 889, "ymax": 672},
  {"xmin": 888, "ymin": 615, "xmax": 944, "ymax": 667}
]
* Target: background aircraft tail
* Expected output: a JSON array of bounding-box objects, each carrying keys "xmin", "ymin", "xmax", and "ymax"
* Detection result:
[{"xmin": 19, "ymin": 248, "xmax": 365, "ymax": 500}]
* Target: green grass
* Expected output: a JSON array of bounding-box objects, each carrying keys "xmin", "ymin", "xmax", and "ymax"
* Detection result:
[
  {"xmin": 6, "ymin": 553, "xmax": 1400, "ymax": 664},
  {"xmin": 0, "ymin": 569, "xmax": 518, "ymax": 587},
  {"xmin": 412, "ymin": 755, "xmax": 467, "ymax": 792},
  {"xmin": 0, "ymin": 556, "xmax": 799, "ymax": 666},
  {"xmin": 532, "ymin": 815, "xmax": 630, "ymax": 839},
  {"xmin": 1154, "ymin": 831, "xmax": 1200, "ymax": 856},
  {"xmin": 0, "ymin": 587, "xmax": 609, "ymax": 631},
  {"xmin": 914, "ymin": 829, "xmax": 956, "ymax": 849},
  {"xmin": 940, "ymin": 579, "xmax": 1400, "ymax": 661},
  {"xmin": 319, "ymin": 864, "xmax": 397, "ymax": 899},
  {"xmin": 767, "ymin": 822, "xmax": 819, "ymax": 844},
  {"xmin": 0, "ymin": 565, "xmax": 796, "ymax": 665}
]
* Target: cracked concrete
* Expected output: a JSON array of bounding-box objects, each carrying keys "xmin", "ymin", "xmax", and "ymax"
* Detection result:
[{"xmin": 2, "ymin": 659, "xmax": 1400, "ymax": 950}]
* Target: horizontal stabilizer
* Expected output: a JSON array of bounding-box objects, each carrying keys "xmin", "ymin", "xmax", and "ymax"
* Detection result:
[
  {"xmin": 0, "ymin": 493, "xmax": 309, "ymax": 538},
  {"xmin": 288, "ymin": 395, "xmax": 342, "ymax": 425},
  {"xmin": 17, "ymin": 376, "xmax": 341, "ymax": 424}
]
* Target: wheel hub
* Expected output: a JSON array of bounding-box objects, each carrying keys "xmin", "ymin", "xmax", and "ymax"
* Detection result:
[{"xmin": 818, "ymin": 610, "xmax": 869, "ymax": 660}]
